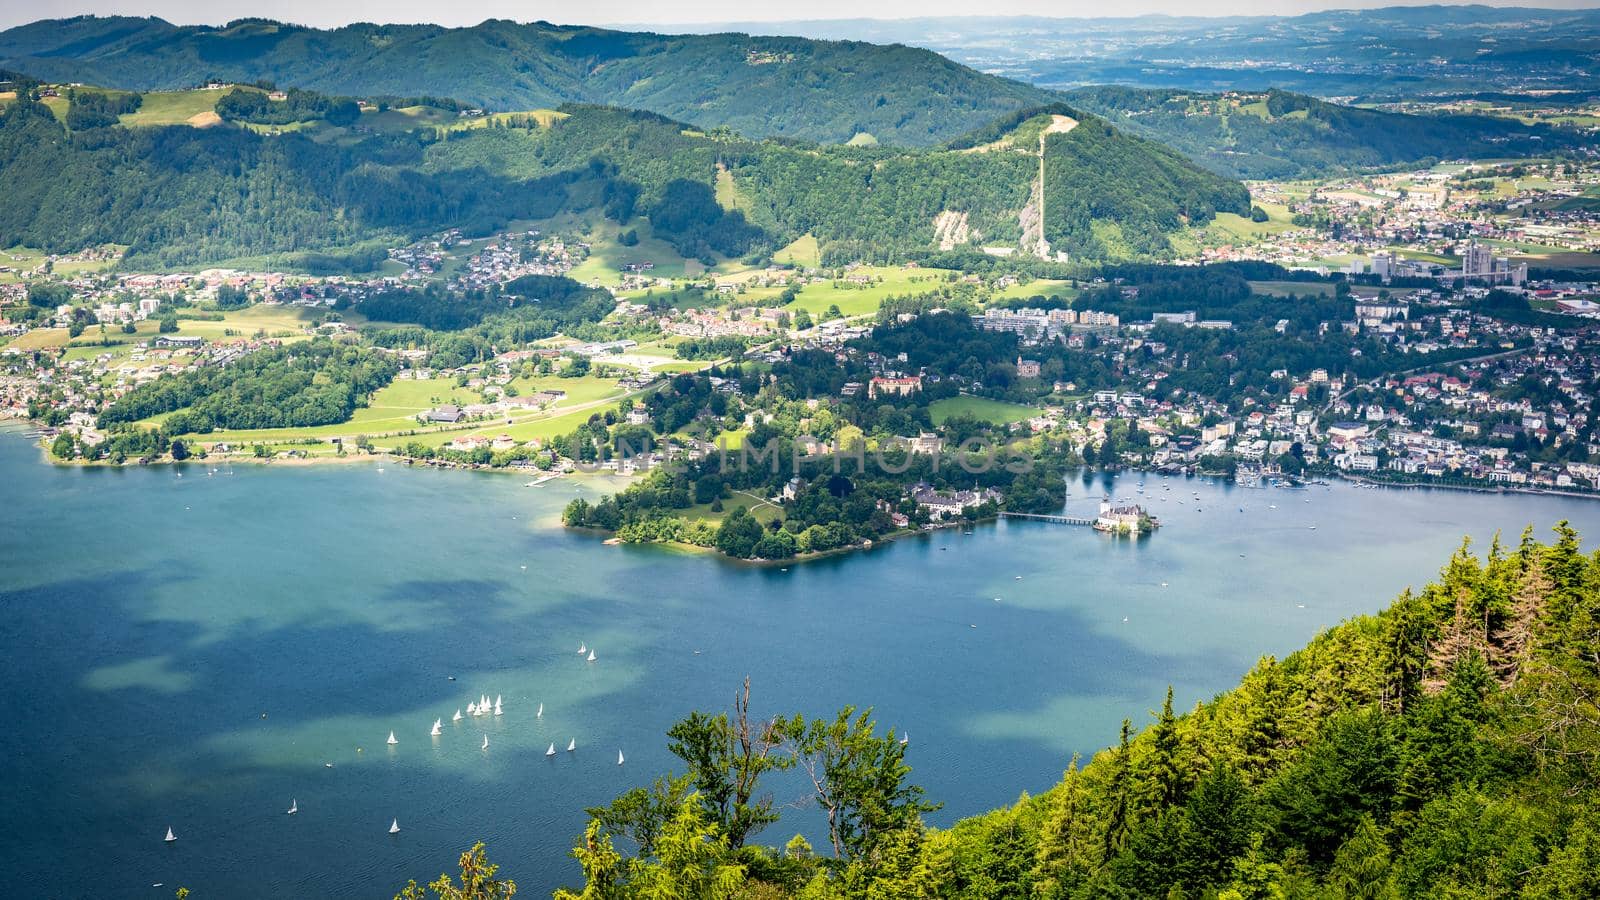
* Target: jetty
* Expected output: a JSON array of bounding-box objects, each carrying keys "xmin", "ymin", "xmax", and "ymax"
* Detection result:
[
  {"xmin": 1002, "ymin": 501, "xmax": 1158, "ymax": 535},
  {"xmin": 999, "ymin": 512, "xmax": 1096, "ymax": 527}
]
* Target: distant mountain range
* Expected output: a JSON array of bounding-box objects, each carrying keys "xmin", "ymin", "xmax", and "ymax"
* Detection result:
[
  {"xmin": 643, "ymin": 7, "xmax": 1600, "ymax": 98},
  {"xmin": 0, "ymin": 16, "xmax": 1057, "ymax": 146},
  {"xmin": 1060, "ymin": 86, "xmax": 1585, "ymax": 181}
]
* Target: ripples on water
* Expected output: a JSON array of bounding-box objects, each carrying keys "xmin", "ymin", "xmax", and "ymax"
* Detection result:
[{"xmin": 2, "ymin": 431, "xmax": 1596, "ymax": 897}]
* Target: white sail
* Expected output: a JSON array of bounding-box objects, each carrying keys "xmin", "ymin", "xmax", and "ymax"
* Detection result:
[
  {"xmin": 452, "ymin": 709, "xmax": 462, "ymax": 722},
  {"xmin": 387, "ymin": 730, "xmax": 398, "ymax": 745},
  {"xmin": 546, "ymin": 742, "xmax": 556, "ymax": 756},
  {"xmin": 536, "ymin": 703, "xmax": 543, "ymax": 718},
  {"xmin": 165, "ymin": 827, "xmax": 176, "ymax": 842},
  {"xmin": 494, "ymin": 696, "xmax": 503, "ymax": 716},
  {"xmin": 466, "ymin": 702, "xmax": 476, "ymax": 716},
  {"xmin": 900, "ymin": 732, "xmax": 909, "ymax": 746},
  {"xmin": 431, "ymin": 719, "xmax": 442, "ymax": 737},
  {"xmin": 587, "ymin": 650, "xmax": 596, "ymax": 662},
  {"xmin": 288, "ymin": 800, "xmax": 297, "ymax": 815},
  {"xmin": 578, "ymin": 643, "xmax": 586, "ymax": 654},
  {"xmin": 618, "ymin": 750, "xmax": 624, "ymax": 765},
  {"xmin": 481, "ymin": 734, "xmax": 489, "ymax": 751},
  {"xmin": 567, "ymin": 738, "xmax": 576, "ymax": 752},
  {"xmin": 389, "ymin": 819, "xmax": 400, "ymax": 834}
]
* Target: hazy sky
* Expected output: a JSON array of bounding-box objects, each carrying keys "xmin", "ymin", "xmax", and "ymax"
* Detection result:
[{"xmin": 5, "ymin": 1, "xmax": 1599, "ymax": 32}]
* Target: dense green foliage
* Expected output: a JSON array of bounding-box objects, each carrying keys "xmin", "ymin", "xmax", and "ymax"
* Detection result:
[
  {"xmin": 0, "ymin": 16, "xmax": 1058, "ymax": 146},
  {"xmin": 1063, "ymin": 87, "xmax": 1586, "ymax": 180},
  {"xmin": 0, "ymin": 98, "xmax": 592, "ymax": 266},
  {"xmin": 97, "ymin": 338, "xmax": 397, "ymax": 432},
  {"xmin": 214, "ymin": 86, "xmax": 358, "ymax": 126},
  {"xmin": 0, "ymin": 99, "xmax": 1245, "ymax": 267},
  {"xmin": 419, "ymin": 525, "xmax": 1600, "ymax": 898},
  {"xmin": 1040, "ymin": 118, "xmax": 1246, "ymax": 259},
  {"xmin": 62, "ymin": 87, "xmax": 140, "ymax": 129}
]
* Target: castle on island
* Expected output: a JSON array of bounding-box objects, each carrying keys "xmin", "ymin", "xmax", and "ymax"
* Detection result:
[{"xmin": 1094, "ymin": 501, "xmax": 1158, "ymax": 535}]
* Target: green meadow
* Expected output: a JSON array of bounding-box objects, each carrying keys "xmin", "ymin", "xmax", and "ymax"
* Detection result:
[{"xmin": 929, "ymin": 395, "xmax": 1038, "ymax": 426}]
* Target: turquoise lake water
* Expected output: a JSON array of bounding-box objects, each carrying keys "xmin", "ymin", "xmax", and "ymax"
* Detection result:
[{"xmin": 3, "ymin": 426, "xmax": 1599, "ymax": 898}]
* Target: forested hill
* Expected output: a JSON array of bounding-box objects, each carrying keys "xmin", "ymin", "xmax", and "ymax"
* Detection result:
[
  {"xmin": 0, "ymin": 98, "xmax": 1246, "ymax": 268},
  {"xmin": 0, "ymin": 16, "xmax": 1057, "ymax": 146},
  {"xmin": 1063, "ymin": 86, "xmax": 1586, "ymax": 180},
  {"xmin": 481, "ymin": 525, "xmax": 1600, "ymax": 899}
]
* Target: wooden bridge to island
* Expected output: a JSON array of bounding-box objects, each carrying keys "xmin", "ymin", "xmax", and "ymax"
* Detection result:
[{"xmin": 998, "ymin": 511, "xmax": 1097, "ymax": 527}]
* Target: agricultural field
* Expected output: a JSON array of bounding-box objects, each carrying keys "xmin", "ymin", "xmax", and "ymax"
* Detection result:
[
  {"xmin": 772, "ymin": 234, "xmax": 821, "ymax": 268},
  {"xmin": 929, "ymin": 395, "xmax": 1038, "ymax": 426},
  {"xmin": 120, "ymin": 89, "xmax": 225, "ymax": 127},
  {"xmin": 566, "ymin": 219, "xmax": 716, "ymax": 285}
]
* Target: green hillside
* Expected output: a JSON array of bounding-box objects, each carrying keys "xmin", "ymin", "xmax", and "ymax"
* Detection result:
[
  {"xmin": 424, "ymin": 525, "xmax": 1600, "ymax": 899},
  {"xmin": 0, "ymin": 96, "xmax": 1246, "ymax": 268},
  {"xmin": 0, "ymin": 16, "xmax": 1058, "ymax": 146},
  {"xmin": 1065, "ymin": 86, "xmax": 1587, "ymax": 180}
]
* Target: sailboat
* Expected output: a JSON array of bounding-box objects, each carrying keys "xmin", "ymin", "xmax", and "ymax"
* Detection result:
[
  {"xmin": 164, "ymin": 827, "xmax": 177, "ymax": 843},
  {"xmin": 389, "ymin": 819, "xmax": 401, "ymax": 834},
  {"xmin": 467, "ymin": 702, "xmax": 477, "ymax": 716},
  {"xmin": 567, "ymin": 738, "xmax": 576, "ymax": 752},
  {"xmin": 900, "ymin": 732, "xmax": 909, "ymax": 746},
  {"xmin": 481, "ymin": 734, "xmax": 489, "ymax": 751},
  {"xmin": 452, "ymin": 709, "xmax": 463, "ymax": 722},
  {"xmin": 493, "ymin": 696, "xmax": 503, "ymax": 716},
  {"xmin": 431, "ymin": 719, "xmax": 443, "ymax": 737},
  {"xmin": 287, "ymin": 799, "xmax": 298, "ymax": 815},
  {"xmin": 586, "ymin": 649, "xmax": 596, "ymax": 662},
  {"xmin": 387, "ymin": 731, "xmax": 398, "ymax": 745},
  {"xmin": 546, "ymin": 742, "xmax": 556, "ymax": 757},
  {"xmin": 536, "ymin": 703, "xmax": 543, "ymax": 718},
  {"xmin": 617, "ymin": 749, "xmax": 625, "ymax": 766},
  {"xmin": 577, "ymin": 643, "xmax": 587, "ymax": 655},
  {"xmin": 481, "ymin": 695, "xmax": 491, "ymax": 714}
]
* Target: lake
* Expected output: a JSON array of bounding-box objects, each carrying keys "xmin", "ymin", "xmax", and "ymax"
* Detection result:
[{"xmin": 3, "ymin": 426, "xmax": 1598, "ymax": 898}]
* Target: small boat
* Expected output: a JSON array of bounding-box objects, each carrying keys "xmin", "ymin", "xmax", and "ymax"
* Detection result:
[
  {"xmin": 546, "ymin": 743, "xmax": 556, "ymax": 757},
  {"xmin": 165, "ymin": 827, "xmax": 177, "ymax": 843},
  {"xmin": 287, "ymin": 799, "xmax": 298, "ymax": 815},
  {"xmin": 389, "ymin": 819, "xmax": 400, "ymax": 834},
  {"xmin": 617, "ymin": 750, "xmax": 625, "ymax": 765},
  {"xmin": 587, "ymin": 650, "xmax": 596, "ymax": 662},
  {"xmin": 481, "ymin": 734, "xmax": 489, "ymax": 751},
  {"xmin": 494, "ymin": 696, "xmax": 503, "ymax": 716},
  {"xmin": 577, "ymin": 643, "xmax": 587, "ymax": 655},
  {"xmin": 387, "ymin": 731, "xmax": 398, "ymax": 745},
  {"xmin": 466, "ymin": 702, "xmax": 477, "ymax": 716},
  {"xmin": 536, "ymin": 703, "xmax": 543, "ymax": 718},
  {"xmin": 567, "ymin": 738, "xmax": 576, "ymax": 752},
  {"xmin": 900, "ymin": 732, "xmax": 909, "ymax": 746},
  {"xmin": 452, "ymin": 709, "xmax": 462, "ymax": 722},
  {"xmin": 431, "ymin": 719, "xmax": 442, "ymax": 737}
]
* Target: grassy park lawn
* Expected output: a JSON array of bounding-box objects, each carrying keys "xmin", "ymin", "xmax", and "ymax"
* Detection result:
[
  {"xmin": 991, "ymin": 279, "xmax": 1075, "ymax": 301},
  {"xmin": 1250, "ymin": 280, "xmax": 1336, "ymax": 298},
  {"xmin": 783, "ymin": 266, "xmax": 939, "ymax": 317},
  {"xmin": 929, "ymin": 395, "xmax": 1038, "ymax": 426}
]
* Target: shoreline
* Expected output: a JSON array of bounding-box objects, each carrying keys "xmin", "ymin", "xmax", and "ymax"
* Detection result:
[{"xmin": 12, "ymin": 421, "xmax": 1599, "ymax": 505}]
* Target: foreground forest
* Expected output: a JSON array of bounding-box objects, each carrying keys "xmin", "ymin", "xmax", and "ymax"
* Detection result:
[{"xmin": 399, "ymin": 525, "xmax": 1600, "ymax": 899}]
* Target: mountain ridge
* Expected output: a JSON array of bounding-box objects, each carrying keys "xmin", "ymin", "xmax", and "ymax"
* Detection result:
[{"xmin": 0, "ymin": 15, "xmax": 1060, "ymax": 146}]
